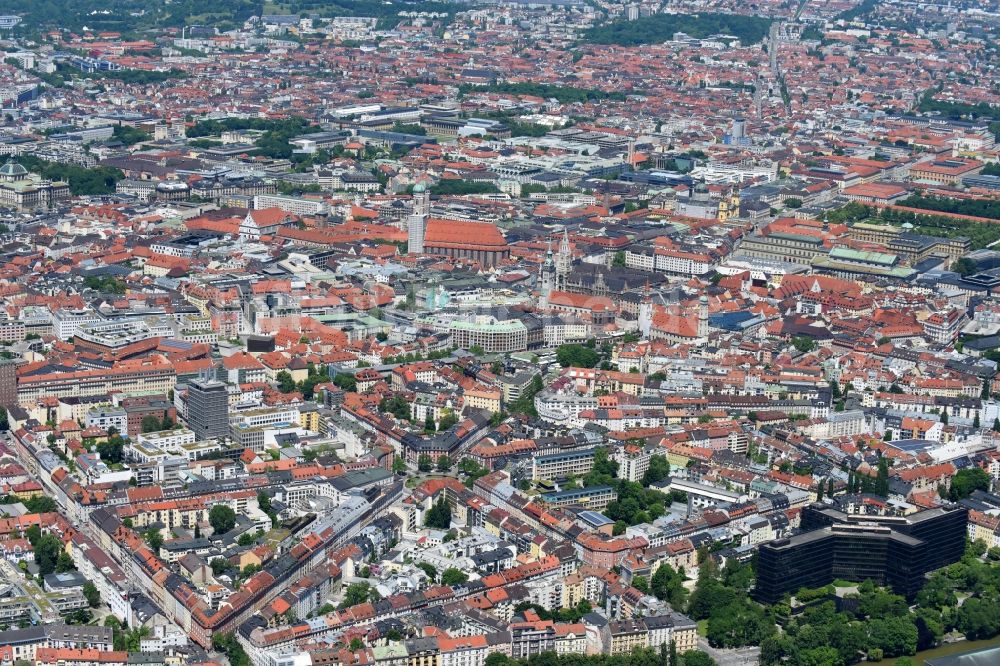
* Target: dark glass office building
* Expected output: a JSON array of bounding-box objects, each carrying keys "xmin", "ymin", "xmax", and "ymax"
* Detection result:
[
  {"xmin": 186, "ymin": 377, "xmax": 230, "ymax": 441},
  {"xmin": 754, "ymin": 504, "xmax": 968, "ymax": 604}
]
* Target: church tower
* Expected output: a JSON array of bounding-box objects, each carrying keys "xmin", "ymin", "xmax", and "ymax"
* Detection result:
[
  {"xmin": 638, "ymin": 288, "xmax": 653, "ymax": 338},
  {"xmin": 538, "ymin": 240, "xmax": 555, "ymax": 307},
  {"xmin": 698, "ymin": 295, "xmax": 709, "ymax": 340},
  {"xmin": 407, "ymin": 183, "xmax": 430, "ymax": 255},
  {"xmin": 555, "ymin": 227, "xmax": 571, "ymax": 291}
]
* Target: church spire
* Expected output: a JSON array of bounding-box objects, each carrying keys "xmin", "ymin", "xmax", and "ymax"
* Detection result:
[{"xmin": 555, "ymin": 227, "xmax": 571, "ymax": 291}]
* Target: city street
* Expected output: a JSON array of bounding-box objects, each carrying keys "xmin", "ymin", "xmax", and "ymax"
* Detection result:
[{"xmin": 698, "ymin": 637, "xmax": 760, "ymax": 666}]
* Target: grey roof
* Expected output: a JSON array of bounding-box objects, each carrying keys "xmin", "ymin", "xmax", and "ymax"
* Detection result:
[
  {"xmin": 0, "ymin": 161, "xmax": 27, "ymax": 177},
  {"xmin": 927, "ymin": 647, "xmax": 1000, "ymax": 666}
]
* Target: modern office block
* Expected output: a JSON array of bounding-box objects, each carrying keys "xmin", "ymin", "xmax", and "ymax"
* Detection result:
[
  {"xmin": 754, "ymin": 503, "xmax": 968, "ymax": 604},
  {"xmin": 185, "ymin": 378, "xmax": 229, "ymax": 441}
]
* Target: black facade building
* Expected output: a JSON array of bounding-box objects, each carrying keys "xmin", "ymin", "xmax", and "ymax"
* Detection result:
[
  {"xmin": 0, "ymin": 357, "xmax": 18, "ymax": 407},
  {"xmin": 754, "ymin": 504, "xmax": 968, "ymax": 604}
]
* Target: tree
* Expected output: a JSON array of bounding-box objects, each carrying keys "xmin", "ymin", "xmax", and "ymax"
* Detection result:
[
  {"xmin": 705, "ymin": 597, "xmax": 774, "ymax": 648},
  {"xmin": 114, "ymin": 125, "xmax": 153, "ymax": 146},
  {"xmin": 680, "ymin": 652, "xmax": 717, "ymax": 666},
  {"xmin": 438, "ymin": 411, "xmax": 459, "ymax": 431},
  {"xmin": 392, "ymin": 456, "xmax": 407, "ymax": 474},
  {"xmin": 509, "ymin": 374, "xmax": 544, "ymax": 417},
  {"xmin": 424, "ymin": 412, "xmax": 436, "ymax": 432},
  {"xmin": 791, "ymin": 336, "xmax": 817, "ymax": 353},
  {"xmin": 332, "ymin": 373, "xmax": 357, "ymax": 392},
  {"xmin": 0, "ymin": 406, "xmax": 8, "ymax": 431},
  {"xmin": 424, "ymin": 497, "xmax": 451, "ymax": 529},
  {"xmin": 687, "ymin": 559, "xmax": 729, "ymax": 620},
  {"xmin": 556, "ymin": 343, "xmax": 600, "ymax": 368},
  {"xmin": 380, "ymin": 396, "xmax": 411, "ymax": 421},
  {"xmin": 485, "ymin": 653, "xmax": 515, "ymax": 666},
  {"xmin": 949, "ymin": 467, "xmax": 990, "ymax": 500},
  {"xmin": 34, "ymin": 533, "xmax": 64, "ymax": 576},
  {"xmin": 642, "ymin": 454, "xmax": 671, "ymax": 485},
  {"xmin": 912, "ymin": 608, "xmax": 943, "ymax": 651},
  {"xmin": 83, "ymin": 581, "xmax": 100, "ymax": 607},
  {"xmin": 583, "ymin": 447, "xmax": 619, "ymax": 487},
  {"xmin": 430, "ymin": 181, "xmax": 499, "ymax": 196},
  {"xmin": 875, "ymin": 457, "xmax": 890, "ymax": 497},
  {"xmin": 830, "ymin": 380, "xmax": 842, "ymax": 400},
  {"xmin": 143, "ymin": 529, "xmax": 163, "ymax": 552},
  {"xmin": 211, "ymin": 557, "xmax": 233, "ymax": 577},
  {"xmin": 652, "ymin": 563, "xmax": 688, "ymax": 609},
  {"xmin": 459, "ymin": 458, "xmax": 489, "ymax": 487},
  {"xmin": 95, "ymin": 435, "xmax": 125, "ymax": 464},
  {"xmin": 418, "ymin": 454, "xmax": 434, "ymax": 472},
  {"xmin": 417, "ymin": 562, "xmax": 437, "ymax": 581},
  {"xmin": 867, "ymin": 616, "xmax": 918, "ymax": 658},
  {"xmin": 209, "ymin": 505, "xmax": 237, "ymax": 534},
  {"xmin": 56, "ymin": 551, "xmax": 76, "ymax": 573},
  {"xmin": 957, "ymin": 596, "xmax": 1000, "ymax": 640},
  {"xmin": 67, "ymin": 608, "xmax": 92, "ymax": 625},
  {"xmin": 141, "ymin": 415, "xmax": 162, "ymax": 433},
  {"xmin": 23, "ymin": 495, "xmax": 57, "ymax": 513},
  {"xmin": 340, "ymin": 582, "xmax": 373, "ymax": 609},
  {"xmin": 276, "ymin": 371, "xmax": 297, "ymax": 393},
  {"xmin": 257, "ymin": 491, "xmax": 272, "ymax": 514},
  {"xmin": 436, "ymin": 455, "xmax": 452, "ymax": 472},
  {"xmin": 213, "ymin": 631, "xmax": 251, "ymax": 666},
  {"xmin": 441, "ymin": 568, "xmax": 469, "ymax": 586},
  {"xmin": 583, "ymin": 12, "xmax": 772, "ymax": 46}
]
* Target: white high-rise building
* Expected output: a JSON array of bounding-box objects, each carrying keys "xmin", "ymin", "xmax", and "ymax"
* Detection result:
[{"xmin": 407, "ymin": 183, "xmax": 429, "ymax": 254}]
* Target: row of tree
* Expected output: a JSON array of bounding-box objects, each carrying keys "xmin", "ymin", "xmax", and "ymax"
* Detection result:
[
  {"xmin": 482, "ymin": 645, "xmax": 716, "ymax": 666},
  {"xmin": 18, "ymin": 155, "xmax": 124, "ymax": 196},
  {"xmin": 898, "ymin": 194, "xmax": 1000, "ymax": 222},
  {"xmin": 825, "ymin": 202, "xmax": 1000, "ymax": 250},
  {"xmin": 458, "ymin": 82, "xmax": 627, "ymax": 104},
  {"xmin": 583, "ymin": 13, "xmax": 771, "ymax": 47},
  {"xmin": 418, "ymin": 454, "xmax": 454, "ymax": 473}
]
